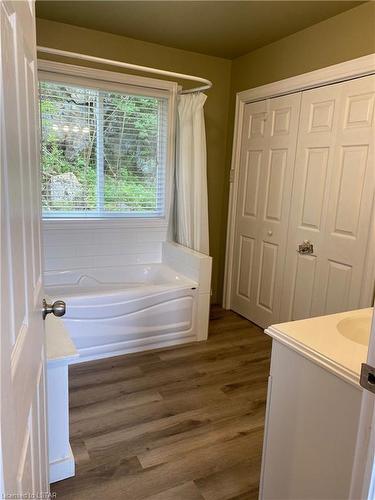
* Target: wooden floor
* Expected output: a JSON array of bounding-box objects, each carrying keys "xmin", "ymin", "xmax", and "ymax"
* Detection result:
[{"xmin": 51, "ymin": 307, "xmax": 272, "ymax": 500}]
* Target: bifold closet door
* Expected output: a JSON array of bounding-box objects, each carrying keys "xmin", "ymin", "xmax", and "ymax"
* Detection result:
[
  {"xmin": 281, "ymin": 75, "xmax": 375, "ymax": 321},
  {"xmin": 231, "ymin": 93, "xmax": 301, "ymax": 328}
]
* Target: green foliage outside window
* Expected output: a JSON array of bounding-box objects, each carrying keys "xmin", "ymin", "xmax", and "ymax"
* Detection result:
[{"xmin": 40, "ymin": 81, "xmax": 165, "ymax": 215}]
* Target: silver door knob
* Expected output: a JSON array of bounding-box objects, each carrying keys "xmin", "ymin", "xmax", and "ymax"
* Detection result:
[{"xmin": 42, "ymin": 299, "xmax": 66, "ymax": 320}]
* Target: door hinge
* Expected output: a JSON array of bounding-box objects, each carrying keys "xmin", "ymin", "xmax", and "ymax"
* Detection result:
[
  {"xmin": 360, "ymin": 363, "xmax": 375, "ymax": 394},
  {"xmin": 229, "ymin": 170, "xmax": 235, "ymax": 183}
]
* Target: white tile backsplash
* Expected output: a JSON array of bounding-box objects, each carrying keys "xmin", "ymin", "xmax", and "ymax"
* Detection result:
[{"xmin": 43, "ymin": 223, "xmax": 166, "ymax": 271}]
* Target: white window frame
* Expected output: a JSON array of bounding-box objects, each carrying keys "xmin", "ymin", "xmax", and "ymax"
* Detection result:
[{"xmin": 38, "ymin": 60, "xmax": 178, "ymax": 229}]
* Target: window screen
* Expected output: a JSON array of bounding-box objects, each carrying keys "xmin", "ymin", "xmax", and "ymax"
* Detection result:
[{"xmin": 39, "ymin": 80, "xmax": 168, "ymax": 217}]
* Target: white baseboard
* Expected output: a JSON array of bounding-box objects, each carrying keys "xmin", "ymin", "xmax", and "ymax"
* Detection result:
[{"xmin": 49, "ymin": 444, "xmax": 75, "ymax": 484}]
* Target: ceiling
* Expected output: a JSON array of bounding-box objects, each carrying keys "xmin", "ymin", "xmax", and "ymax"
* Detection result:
[{"xmin": 36, "ymin": 1, "xmax": 364, "ymax": 59}]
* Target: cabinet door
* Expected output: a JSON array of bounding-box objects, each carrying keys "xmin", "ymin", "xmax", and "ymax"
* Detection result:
[
  {"xmin": 231, "ymin": 93, "xmax": 301, "ymax": 328},
  {"xmin": 260, "ymin": 341, "xmax": 361, "ymax": 499},
  {"xmin": 281, "ymin": 75, "xmax": 375, "ymax": 321}
]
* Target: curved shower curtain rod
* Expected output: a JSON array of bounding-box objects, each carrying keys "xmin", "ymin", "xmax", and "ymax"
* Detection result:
[{"xmin": 36, "ymin": 46, "xmax": 213, "ymax": 94}]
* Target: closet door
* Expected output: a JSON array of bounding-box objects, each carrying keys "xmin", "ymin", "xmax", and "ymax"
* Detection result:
[
  {"xmin": 281, "ymin": 75, "xmax": 375, "ymax": 321},
  {"xmin": 231, "ymin": 93, "xmax": 301, "ymax": 328}
]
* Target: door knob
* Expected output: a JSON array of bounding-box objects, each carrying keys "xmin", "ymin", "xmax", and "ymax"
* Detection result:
[
  {"xmin": 267, "ymin": 230, "xmax": 273, "ymax": 236},
  {"xmin": 42, "ymin": 299, "xmax": 66, "ymax": 320}
]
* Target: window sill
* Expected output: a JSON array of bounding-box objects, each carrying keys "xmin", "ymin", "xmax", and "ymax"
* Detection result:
[{"xmin": 42, "ymin": 217, "xmax": 169, "ymax": 230}]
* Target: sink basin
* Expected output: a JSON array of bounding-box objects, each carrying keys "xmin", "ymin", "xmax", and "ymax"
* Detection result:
[{"xmin": 337, "ymin": 314, "xmax": 372, "ymax": 346}]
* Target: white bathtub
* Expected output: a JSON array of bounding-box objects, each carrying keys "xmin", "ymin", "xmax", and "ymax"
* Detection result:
[{"xmin": 45, "ymin": 263, "xmax": 200, "ymax": 362}]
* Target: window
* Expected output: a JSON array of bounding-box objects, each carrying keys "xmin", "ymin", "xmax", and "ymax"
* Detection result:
[{"xmin": 39, "ymin": 78, "xmax": 169, "ymax": 218}]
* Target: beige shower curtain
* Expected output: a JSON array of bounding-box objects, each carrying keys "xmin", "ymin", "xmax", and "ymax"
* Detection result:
[{"xmin": 174, "ymin": 93, "xmax": 209, "ymax": 255}]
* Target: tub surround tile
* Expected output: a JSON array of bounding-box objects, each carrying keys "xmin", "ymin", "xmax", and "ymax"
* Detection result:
[{"xmin": 43, "ymin": 225, "xmax": 166, "ymax": 272}]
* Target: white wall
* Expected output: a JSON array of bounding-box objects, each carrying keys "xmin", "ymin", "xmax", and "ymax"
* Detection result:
[{"xmin": 43, "ymin": 220, "xmax": 167, "ymax": 272}]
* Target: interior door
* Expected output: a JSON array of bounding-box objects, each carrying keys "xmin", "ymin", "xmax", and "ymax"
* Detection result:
[
  {"xmin": 0, "ymin": 0, "xmax": 49, "ymax": 495},
  {"xmin": 231, "ymin": 93, "xmax": 301, "ymax": 328},
  {"xmin": 281, "ymin": 75, "xmax": 375, "ymax": 321}
]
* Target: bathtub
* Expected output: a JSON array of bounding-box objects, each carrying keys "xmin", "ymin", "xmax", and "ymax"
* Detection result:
[{"xmin": 45, "ymin": 262, "xmax": 200, "ymax": 362}]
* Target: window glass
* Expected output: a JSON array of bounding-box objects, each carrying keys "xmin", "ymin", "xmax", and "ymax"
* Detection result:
[{"xmin": 39, "ymin": 80, "xmax": 168, "ymax": 217}]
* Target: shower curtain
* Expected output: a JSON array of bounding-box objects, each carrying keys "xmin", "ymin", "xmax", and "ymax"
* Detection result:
[{"xmin": 174, "ymin": 93, "xmax": 209, "ymax": 255}]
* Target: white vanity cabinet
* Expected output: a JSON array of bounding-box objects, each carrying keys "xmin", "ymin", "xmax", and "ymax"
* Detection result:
[
  {"xmin": 45, "ymin": 315, "xmax": 78, "ymax": 483},
  {"xmin": 260, "ymin": 309, "xmax": 372, "ymax": 500}
]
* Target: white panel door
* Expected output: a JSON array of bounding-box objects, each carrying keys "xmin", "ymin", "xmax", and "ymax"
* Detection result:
[
  {"xmin": 1, "ymin": 0, "xmax": 49, "ymax": 496},
  {"xmin": 281, "ymin": 75, "xmax": 375, "ymax": 321},
  {"xmin": 231, "ymin": 93, "xmax": 301, "ymax": 328}
]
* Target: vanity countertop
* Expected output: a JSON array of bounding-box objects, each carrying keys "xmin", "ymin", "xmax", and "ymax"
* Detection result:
[
  {"xmin": 266, "ymin": 308, "xmax": 373, "ymax": 387},
  {"xmin": 45, "ymin": 315, "xmax": 78, "ymax": 364}
]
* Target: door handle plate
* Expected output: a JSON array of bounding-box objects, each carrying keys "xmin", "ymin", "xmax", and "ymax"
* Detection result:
[{"xmin": 297, "ymin": 240, "xmax": 314, "ymax": 255}]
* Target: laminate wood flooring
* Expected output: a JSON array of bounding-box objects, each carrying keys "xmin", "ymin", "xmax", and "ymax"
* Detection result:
[{"xmin": 51, "ymin": 307, "xmax": 271, "ymax": 500}]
